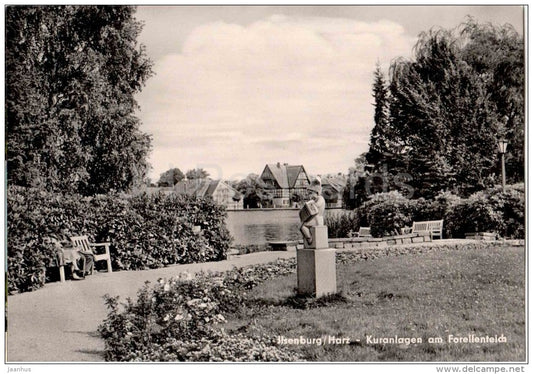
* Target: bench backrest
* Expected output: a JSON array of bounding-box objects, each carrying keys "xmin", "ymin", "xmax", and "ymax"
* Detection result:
[
  {"xmin": 70, "ymin": 235, "xmax": 91, "ymax": 252},
  {"xmin": 358, "ymin": 227, "xmax": 372, "ymax": 237},
  {"xmin": 412, "ymin": 220, "xmax": 443, "ymax": 234}
]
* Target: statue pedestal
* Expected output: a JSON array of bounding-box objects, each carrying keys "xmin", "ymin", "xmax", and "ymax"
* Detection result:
[
  {"xmin": 303, "ymin": 225, "xmax": 328, "ymax": 249},
  {"xmin": 297, "ymin": 225, "xmax": 337, "ymax": 297}
]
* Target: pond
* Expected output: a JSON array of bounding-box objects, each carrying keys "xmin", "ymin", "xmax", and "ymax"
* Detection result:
[{"xmin": 226, "ymin": 208, "xmax": 345, "ymax": 246}]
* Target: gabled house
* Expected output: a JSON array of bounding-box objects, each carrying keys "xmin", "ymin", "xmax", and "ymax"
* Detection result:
[
  {"xmin": 174, "ymin": 179, "xmax": 243, "ymax": 210},
  {"xmin": 259, "ymin": 163, "xmax": 310, "ymax": 208},
  {"xmin": 321, "ymin": 175, "xmax": 347, "ymax": 208}
]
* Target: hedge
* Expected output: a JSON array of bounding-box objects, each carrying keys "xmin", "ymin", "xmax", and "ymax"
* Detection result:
[{"xmin": 7, "ymin": 186, "xmax": 232, "ymax": 294}]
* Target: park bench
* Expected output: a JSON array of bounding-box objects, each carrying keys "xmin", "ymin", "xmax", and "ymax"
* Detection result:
[
  {"xmin": 354, "ymin": 227, "xmax": 372, "ymax": 238},
  {"xmin": 51, "ymin": 236, "xmax": 112, "ymax": 282},
  {"xmin": 404, "ymin": 220, "xmax": 443, "ymax": 240},
  {"xmin": 70, "ymin": 235, "xmax": 113, "ymax": 274}
]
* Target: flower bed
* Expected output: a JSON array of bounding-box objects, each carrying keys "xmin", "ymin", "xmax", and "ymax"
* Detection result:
[{"xmin": 98, "ymin": 258, "xmax": 300, "ymax": 361}]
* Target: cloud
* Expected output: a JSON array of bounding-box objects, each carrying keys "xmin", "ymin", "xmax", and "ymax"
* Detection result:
[{"xmin": 137, "ymin": 14, "xmax": 416, "ymax": 179}]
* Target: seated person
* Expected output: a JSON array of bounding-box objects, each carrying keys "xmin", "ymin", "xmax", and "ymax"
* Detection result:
[
  {"xmin": 62, "ymin": 241, "xmax": 94, "ymax": 279},
  {"xmin": 49, "ymin": 237, "xmax": 94, "ymax": 280}
]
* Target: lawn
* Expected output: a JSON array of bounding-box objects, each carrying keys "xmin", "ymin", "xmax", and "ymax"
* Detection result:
[{"xmin": 222, "ymin": 245, "xmax": 525, "ymax": 361}]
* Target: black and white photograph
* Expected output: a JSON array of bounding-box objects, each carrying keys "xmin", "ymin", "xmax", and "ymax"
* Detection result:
[{"xmin": 4, "ymin": 4, "xmax": 527, "ymax": 370}]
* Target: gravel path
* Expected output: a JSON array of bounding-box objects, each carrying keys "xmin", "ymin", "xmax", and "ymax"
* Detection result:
[{"xmin": 6, "ymin": 251, "xmax": 296, "ymax": 362}]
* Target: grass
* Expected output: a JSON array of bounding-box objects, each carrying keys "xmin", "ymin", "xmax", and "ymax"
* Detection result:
[{"xmin": 222, "ymin": 245, "xmax": 525, "ymax": 361}]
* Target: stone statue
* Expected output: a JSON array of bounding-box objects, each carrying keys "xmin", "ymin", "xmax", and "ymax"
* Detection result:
[
  {"xmin": 296, "ymin": 176, "xmax": 336, "ymax": 297},
  {"xmin": 299, "ymin": 177, "xmax": 326, "ymax": 245}
]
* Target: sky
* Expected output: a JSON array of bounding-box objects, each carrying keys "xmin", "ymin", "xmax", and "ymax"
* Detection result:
[{"xmin": 134, "ymin": 5, "xmax": 525, "ymax": 183}]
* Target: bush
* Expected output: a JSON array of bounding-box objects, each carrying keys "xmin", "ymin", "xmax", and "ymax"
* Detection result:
[
  {"xmin": 352, "ymin": 191, "xmax": 412, "ymax": 237},
  {"xmin": 446, "ymin": 184, "xmax": 524, "ymax": 239},
  {"xmin": 109, "ymin": 192, "xmax": 232, "ymax": 270},
  {"xmin": 496, "ymin": 185, "xmax": 525, "ymax": 238},
  {"xmin": 98, "ymin": 259, "xmax": 301, "ymax": 362},
  {"xmin": 446, "ymin": 196, "xmax": 504, "ymax": 238},
  {"xmin": 368, "ymin": 192, "xmax": 412, "ymax": 237},
  {"xmin": 7, "ymin": 186, "xmax": 232, "ymax": 294},
  {"xmin": 355, "ymin": 191, "xmax": 400, "ymax": 228},
  {"xmin": 325, "ymin": 211, "xmax": 359, "ymax": 238}
]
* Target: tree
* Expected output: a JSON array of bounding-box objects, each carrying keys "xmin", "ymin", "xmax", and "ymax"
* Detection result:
[
  {"xmin": 186, "ymin": 168, "xmax": 210, "ymax": 180},
  {"xmin": 459, "ymin": 19, "xmax": 525, "ymax": 184},
  {"xmin": 290, "ymin": 191, "xmax": 306, "ymax": 206},
  {"xmin": 366, "ymin": 64, "xmax": 393, "ymax": 166},
  {"xmin": 384, "ymin": 20, "xmax": 524, "ymax": 198},
  {"xmin": 6, "ymin": 6, "xmax": 153, "ymax": 194},
  {"xmin": 157, "ymin": 168, "xmax": 185, "ymax": 187},
  {"xmin": 343, "ymin": 153, "xmax": 371, "ymax": 209},
  {"xmin": 236, "ymin": 174, "xmax": 272, "ymax": 209}
]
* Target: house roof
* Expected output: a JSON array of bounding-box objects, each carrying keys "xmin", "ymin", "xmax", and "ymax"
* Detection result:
[
  {"xmin": 205, "ymin": 180, "xmax": 220, "ymax": 196},
  {"xmin": 174, "ymin": 179, "xmax": 240, "ymax": 199},
  {"xmin": 322, "ymin": 176, "xmax": 347, "ymax": 193},
  {"xmin": 263, "ymin": 164, "xmax": 308, "ymax": 189},
  {"xmin": 174, "ymin": 179, "xmax": 210, "ymax": 197},
  {"xmin": 137, "ymin": 186, "xmax": 175, "ymax": 196},
  {"xmin": 265, "ymin": 164, "xmax": 289, "ymax": 188},
  {"xmin": 287, "ymin": 165, "xmax": 307, "ymax": 187}
]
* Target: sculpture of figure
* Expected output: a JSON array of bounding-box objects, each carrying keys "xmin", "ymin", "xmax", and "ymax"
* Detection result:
[{"xmin": 299, "ymin": 177, "xmax": 326, "ymax": 245}]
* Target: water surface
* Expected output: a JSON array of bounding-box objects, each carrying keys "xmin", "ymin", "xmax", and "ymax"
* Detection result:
[{"xmin": 226, "ymin": 209, "xmax": 344, "ymax": 246}]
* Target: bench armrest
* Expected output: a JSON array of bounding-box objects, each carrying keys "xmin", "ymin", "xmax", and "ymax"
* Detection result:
[{"xmin": 89, "ymin": 242, "xmax": 110, "ymax": 255}]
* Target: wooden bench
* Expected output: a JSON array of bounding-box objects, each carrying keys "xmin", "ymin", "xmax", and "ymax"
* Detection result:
[
  {"xmin": 407, "ymin": 220, "xmax": 443, "ymax": 240},
  {"xmin": 70, "ymin": 235, "xmax": 113, "ymax": 273},
  {"xmin": 354, "ymin": 227, "xmax": 372, "ymax": 238}
]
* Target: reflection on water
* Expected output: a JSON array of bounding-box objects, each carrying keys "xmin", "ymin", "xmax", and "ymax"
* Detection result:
[{"xmin": 226, "ymin": 209, "xmax": 342, "ymax": 246}]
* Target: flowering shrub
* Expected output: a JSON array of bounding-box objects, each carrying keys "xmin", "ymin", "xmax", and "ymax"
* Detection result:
[
  {"xmin": 7, "ymin": 186, "xmax": 232, "ymax": 294},
  {"xmin": 98, "ymin": 258, "xmax": 300, "ymax": 362}
]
